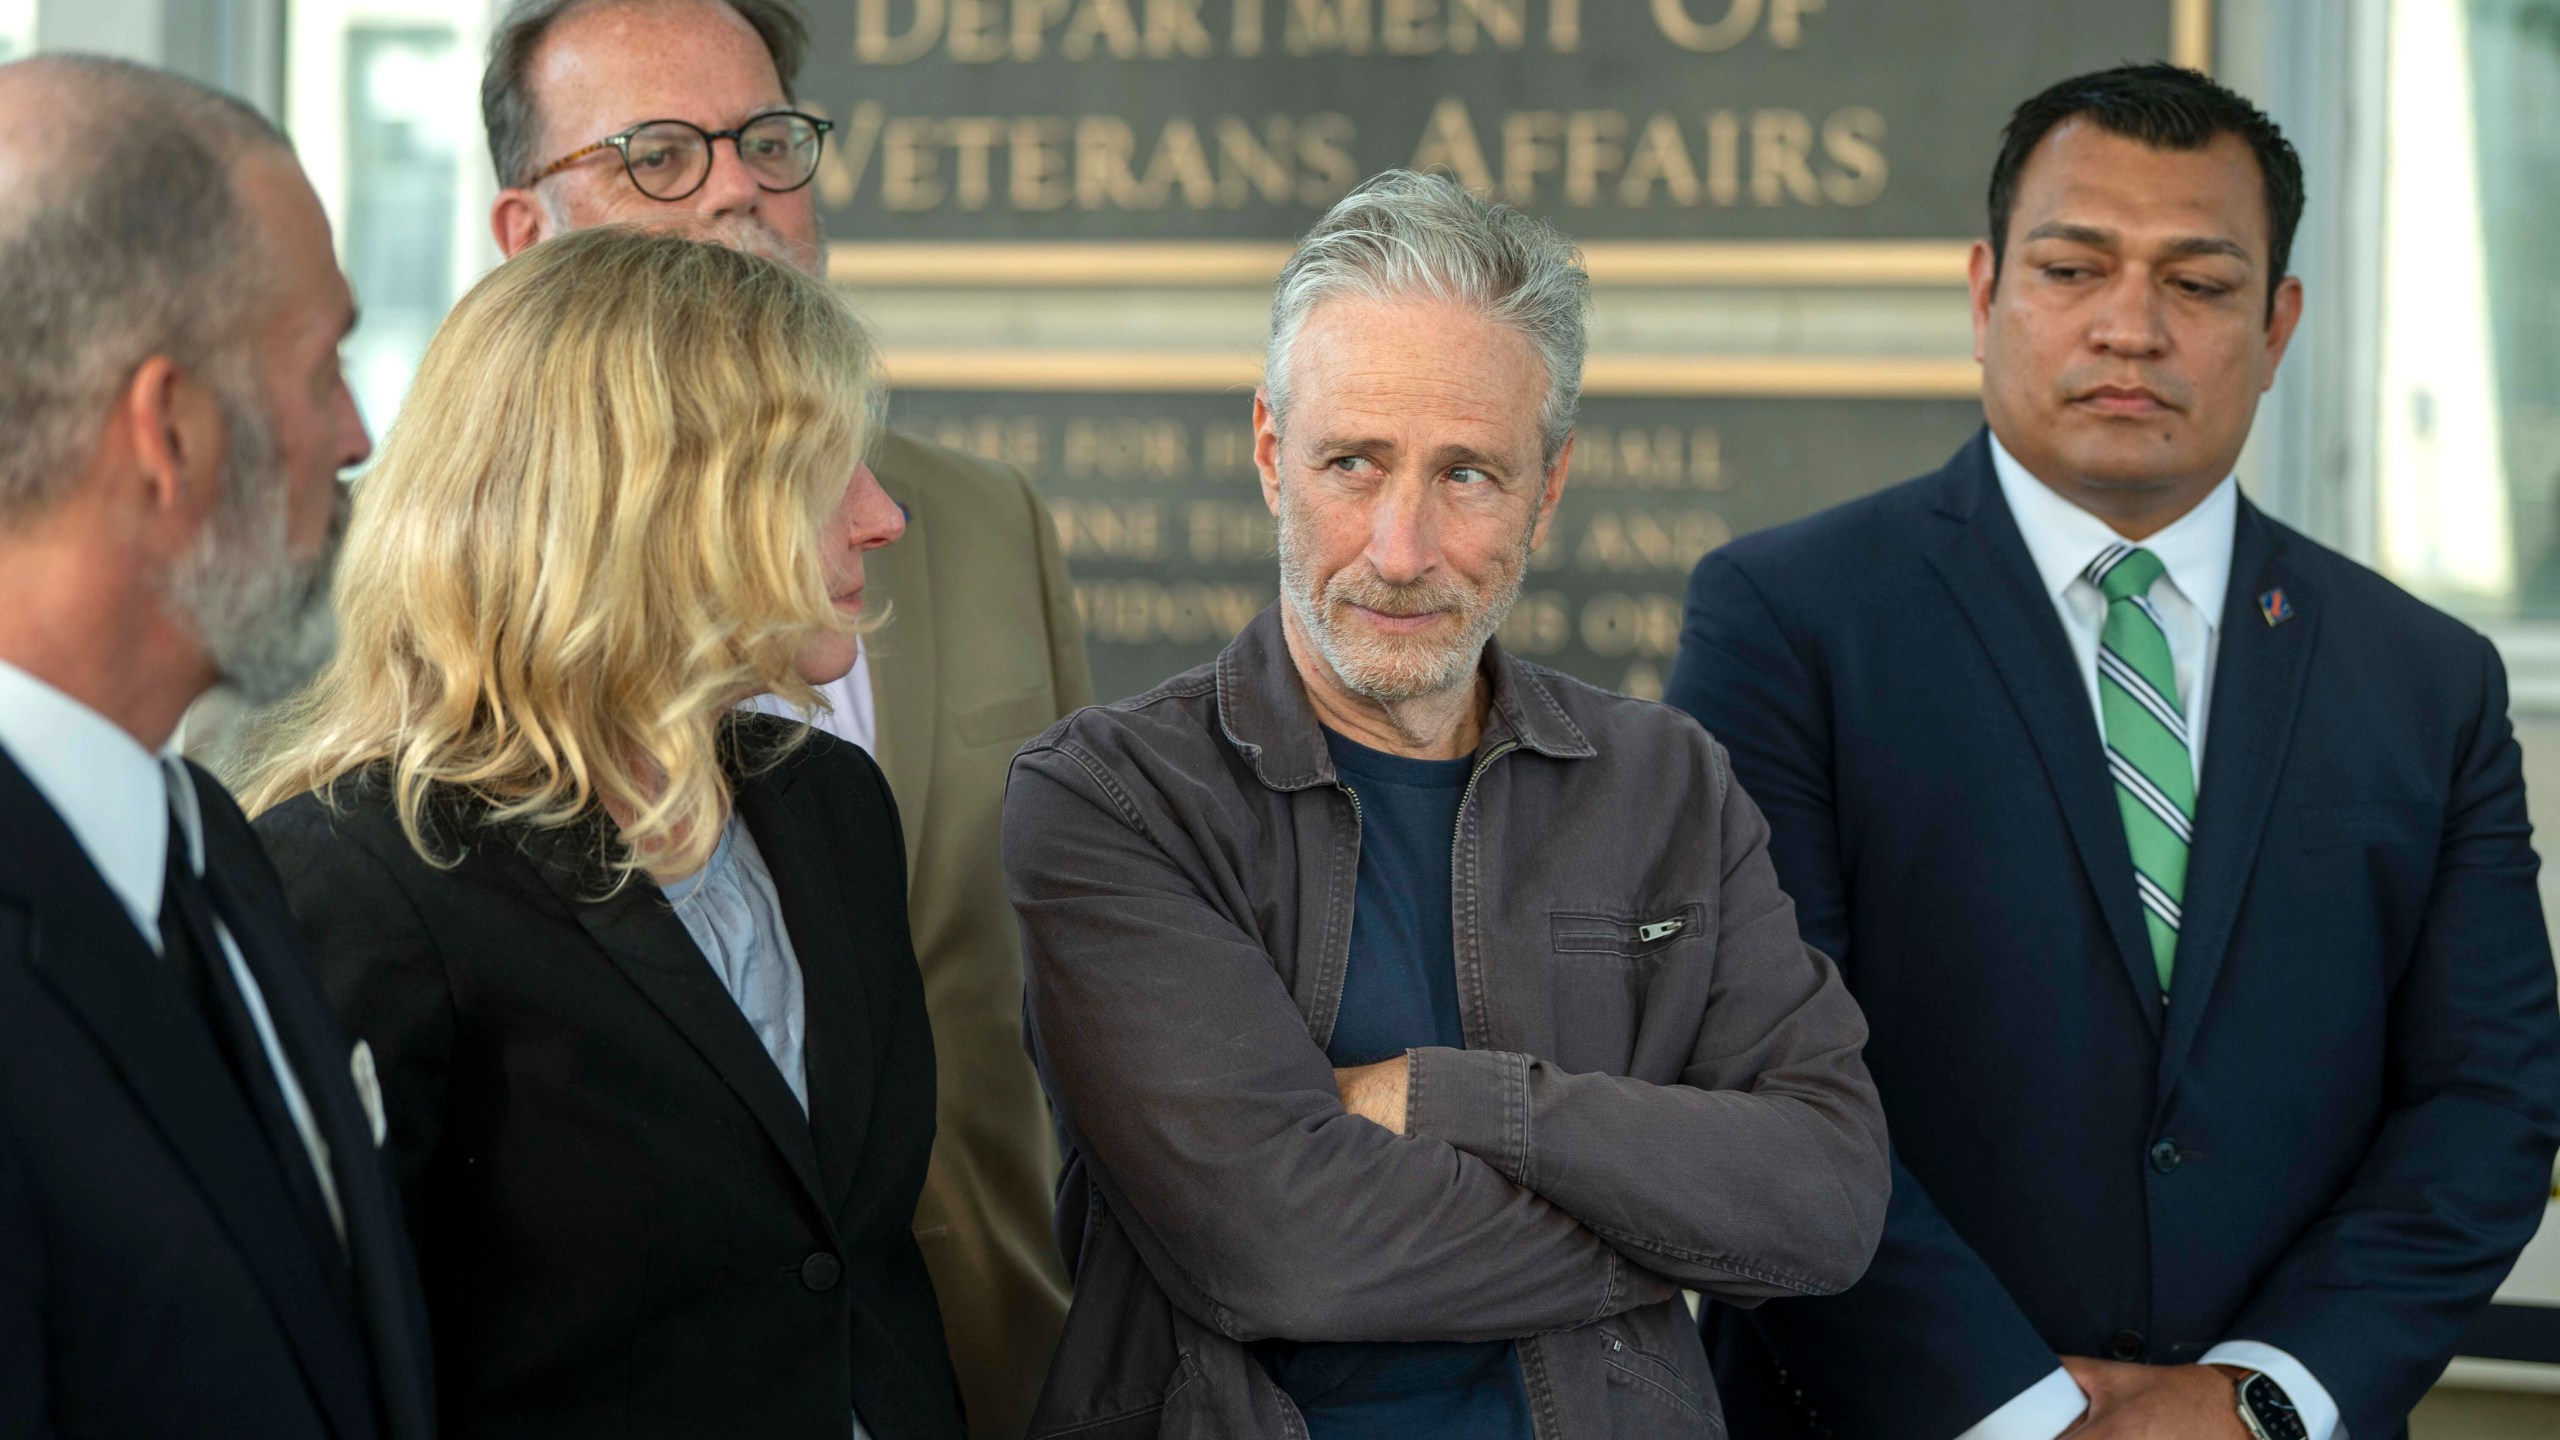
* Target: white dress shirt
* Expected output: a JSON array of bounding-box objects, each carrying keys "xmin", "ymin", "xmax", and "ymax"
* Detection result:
[
  {"xmin": 1956, "ymin": 438, "xmax": 2340, "ymax": 1440},
  {"xmin": 0, "ymin": 659, "xmax": 344, "ymax": 1242},
  {"xmin": 744, "ymin": 636, "xmax": 877, "ymax": 755},
  {"xmin": 1990, "ymin": 433, "xmax": 2233, "ymax": 782}
]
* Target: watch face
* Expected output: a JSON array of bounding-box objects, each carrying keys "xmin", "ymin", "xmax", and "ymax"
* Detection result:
[{"xmin": 2241, "ymin": 1375, "xmax": 2309, "ymax": 1440}]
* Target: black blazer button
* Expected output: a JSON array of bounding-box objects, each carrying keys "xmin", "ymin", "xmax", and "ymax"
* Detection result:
[
  {"xmin": 2110, "ymin": 1330, "xmax": 2145, "ymax": 1361},
  {"xmin": 800, "ymin": 1252, "xmax": 842, "ymax": 1292},
  {"xmin": 2148, "ymin": 1139, "xmax": 2182, "ymax": 1173}
]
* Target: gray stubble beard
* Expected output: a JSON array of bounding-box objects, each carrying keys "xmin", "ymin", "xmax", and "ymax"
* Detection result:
[
  {"xmin": 161, "ymin": 387, "xmax": 345, "ymax": 706},
  {"xmin": 1273, "ymin": 478, "xmax": 1534, "ymax": 708}
]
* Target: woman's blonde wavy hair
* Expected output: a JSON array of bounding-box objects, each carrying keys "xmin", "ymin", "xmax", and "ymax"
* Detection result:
[{"xmin": 234, "ymin": 223, "xmax": 881, "ymax": 884}]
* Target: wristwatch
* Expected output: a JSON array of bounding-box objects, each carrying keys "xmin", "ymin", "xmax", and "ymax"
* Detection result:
[{"xmin": 2230, "ymin": 1370, "xmax": 2308, "ymax": 1440}]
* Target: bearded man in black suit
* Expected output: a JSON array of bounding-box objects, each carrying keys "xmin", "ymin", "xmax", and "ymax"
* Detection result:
[{"xmin": 0, "ymin": 55, "xmax": 435, "ymax": 1440}]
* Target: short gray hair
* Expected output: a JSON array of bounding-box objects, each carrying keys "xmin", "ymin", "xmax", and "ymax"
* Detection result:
[
  {"xmin": 483, "ymin": 0, "xmax": 810, "ymax": 188},
  {"xmin": 1264, "ymin": 170, "xmax": 1589, "ymax": 466},
  {"xmin": 0, "ymin": 55, "xmax": 289, "ymax": 524}
]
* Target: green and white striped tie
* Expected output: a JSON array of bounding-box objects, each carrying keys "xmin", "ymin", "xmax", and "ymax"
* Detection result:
[{"xmin": 2087, "ymin": 544, "xmax": 2193, "ymax": 996}]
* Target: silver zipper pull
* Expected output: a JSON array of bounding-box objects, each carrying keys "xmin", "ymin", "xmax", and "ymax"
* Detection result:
[{"xmin": 1639, "ymin": 917, "xmax": 1683, "ymax": 943}]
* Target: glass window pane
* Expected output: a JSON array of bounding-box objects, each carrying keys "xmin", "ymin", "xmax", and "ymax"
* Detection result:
[
  {"xmin": 286, "ymin": 0, "xmax": 494, "ymax": 445},
  {"xmin": 2376, "ymin": 0, "xmax": 2560, "ymax": 616},
  {"xmin": 0, "ymin": 0, "xmax": 36, "ymax": 61},
  {"xmin": 341, "ymin": 22, "xmax": 467, "ymax": 436}
]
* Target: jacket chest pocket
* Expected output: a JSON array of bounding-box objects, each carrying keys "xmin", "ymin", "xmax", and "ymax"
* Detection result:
[
  {"xmin": 1550, "ymin": 904, "xmax": 1705, "ymax": 962},
  {"xmin": 1539, "ymin": 904, "xmax": 1706, "ymax": 1076}
]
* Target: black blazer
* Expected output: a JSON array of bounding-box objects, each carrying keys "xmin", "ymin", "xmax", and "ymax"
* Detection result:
[
  {"xmin": 0, "ymin": 748, "xmax": 436, "ymax": 1440},
  {"xmin": 1666, "ymin": 431, "xmax": 2560, "ymax": 1440},
  {"xmin": 254, "ymin": 717, "xmax": 963, "ymax": 1440}
]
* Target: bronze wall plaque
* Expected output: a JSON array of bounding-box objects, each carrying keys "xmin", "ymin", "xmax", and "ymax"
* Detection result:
[
  {"xmin": 804, "ymin": 1, "xmax": 2200, "ymax": 244},
  {"xmin": 894, "ymin": 390, "xmax": 1982, "ymax": 700},
  {"xmin": 817, "ymin": 1, "xmax": 2202, "ymax": 700}
]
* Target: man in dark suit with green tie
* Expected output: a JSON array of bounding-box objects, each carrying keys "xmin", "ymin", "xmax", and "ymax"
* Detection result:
[{"xmin": 1670, "ymin": 64, "xmax": 2560, "ymax": 1440}]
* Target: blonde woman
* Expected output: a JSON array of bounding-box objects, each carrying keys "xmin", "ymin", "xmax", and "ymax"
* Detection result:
[{"xmin": 237, "ymin": 227, "xmax": 963, "ymax": 1440}]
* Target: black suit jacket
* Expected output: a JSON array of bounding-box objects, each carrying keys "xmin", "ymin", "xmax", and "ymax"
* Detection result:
[
  {"xmin": 1665, "ymin": 431, "xmax": 2560, "ymax": 1440},
  {"xmin": 0, "ymin": 747, "xmax": 435, "ymax": 1440},
  {"xmin": 254, "ymin": 716, "xmax": 963, "ymax": 1440}
]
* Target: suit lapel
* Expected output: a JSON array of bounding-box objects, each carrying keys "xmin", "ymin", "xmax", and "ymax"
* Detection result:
[
  {"xmin": 195, "ymin": 818, "xmax": 436, "ymax": 1440},
  {"xmin": 0, "ymin": 757, "xmax": 379, "ymax": 1439},
  {"xmin": 1922, "ymin": 436, "xmax": 2166, "ymax": 1032},
  {"xmin": 523, "ymin": 825, "xmax": 832, "ymax": 1220},
  {"xmin": 2156, "ymin": 505, "xmax": 2318, "ymax": 1097},
  {"xmin": 733, "ymin": 753, "xmax": 877, "ymax": 1217},
  {"xmin": 867, "ymin": 461, "xmax": 939, "ymax": 879}
]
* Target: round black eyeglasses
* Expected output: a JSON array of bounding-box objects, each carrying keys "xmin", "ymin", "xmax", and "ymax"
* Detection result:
[{"xmin": 527, "ymin": 111, "xmax": 833, "ymax": 201}]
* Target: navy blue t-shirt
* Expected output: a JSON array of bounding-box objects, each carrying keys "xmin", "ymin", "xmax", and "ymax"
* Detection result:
[{"xmin": 1252, "ymin": 729, "xmax": 1533, "ymax": 1440}]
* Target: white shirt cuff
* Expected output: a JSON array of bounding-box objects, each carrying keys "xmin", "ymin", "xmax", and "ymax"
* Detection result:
[
  {"xmin": 1953, "ymin": 1365, "xmax": 2087, "ymax": 1440},
  {"xmin": 2204, "ymin": 1341, "xmax": 2344, "ymax": 1440}
]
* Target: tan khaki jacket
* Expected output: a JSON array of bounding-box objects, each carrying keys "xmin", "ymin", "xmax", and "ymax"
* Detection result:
[{"xmin": 868, "ymin": 430, "xmax": 1091, "ymax": 1438}]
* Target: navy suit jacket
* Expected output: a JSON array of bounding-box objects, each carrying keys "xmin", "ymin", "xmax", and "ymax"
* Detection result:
[
  {"xmin": 1664, "ymin": 431, "xmax": 2560, "ymax": 1440},
  {"xmin": 0, "ymin": 748, "xmax": 436, "ymax": 1440}
]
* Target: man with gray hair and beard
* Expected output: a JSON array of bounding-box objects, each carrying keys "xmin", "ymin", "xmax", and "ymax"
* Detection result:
[
  {"xmin": 0, "ymin": 56, "xmax": 434, "ymax": 1440},
  {"xmin": 1001, "ymin": 170, "xmax": 1891, "ymax": 1440}
]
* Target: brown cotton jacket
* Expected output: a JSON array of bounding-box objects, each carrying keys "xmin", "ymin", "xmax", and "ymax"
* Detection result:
[{"xmin": 1001, "ymin": 605, "xmax": 1890, "ymax": 1440}]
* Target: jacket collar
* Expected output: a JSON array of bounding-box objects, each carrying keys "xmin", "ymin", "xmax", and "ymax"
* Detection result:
[
  {"xmin": 513, "ymin": 715, "xmax": 860, "ymax": 1233},
  {"xmin": 1212, "ymin": 603, "xmax": 1595, "ymax": 793},
  {"xmin": 1924, "ymin": 429, "xmax": 2165, "ymax": 1031},
  {"xmin": 728, "ymin": 736, "xmax": 877, "ymax": 1218},
  {"xmin": 2156, "ymin": 498, "xmax": 2314, "ymax": 1095}
]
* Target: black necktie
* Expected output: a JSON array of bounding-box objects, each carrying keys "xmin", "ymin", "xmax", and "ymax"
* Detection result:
[{"xmin": 158, "ymin": 819, "xmax": 355, "ymax": 1308}]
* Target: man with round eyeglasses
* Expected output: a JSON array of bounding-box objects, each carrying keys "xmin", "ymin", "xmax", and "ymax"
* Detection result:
[
  {"xmin": 521, "ymin": 109, "xmax": 835, "ymax": 214},
  {"xmin": 487, "ymin": 4, "xmax": 832, "ymax": 275},
  {"xmin": 479, "ymin": 4, "xmax": 1092, "ymax": 1437}
]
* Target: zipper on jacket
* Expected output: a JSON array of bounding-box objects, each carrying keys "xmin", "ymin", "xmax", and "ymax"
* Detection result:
[
  {"xmin": 1447, "ymin": 739, "xmax": 1519, "ymax": 1054},
  {"xmin": 1449, "ymin": 740, "xmax": 1520, "ymax": 867},
  {"xmin": 1328, "ymin": 780, "xmax": 1364, "ymax": 1051}
]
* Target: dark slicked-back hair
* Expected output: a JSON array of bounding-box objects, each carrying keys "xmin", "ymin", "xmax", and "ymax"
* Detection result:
[
  {"xmin": 0, "ymin": 54, "xmax": 292, "ymax": 523},
  {"xmin": 1988, "ymin": 63, "xmax": 2304, "ymax": 319},
  {"xmin": 482, "ymin": 0, "xmax": 809, "ymax": 189}
]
